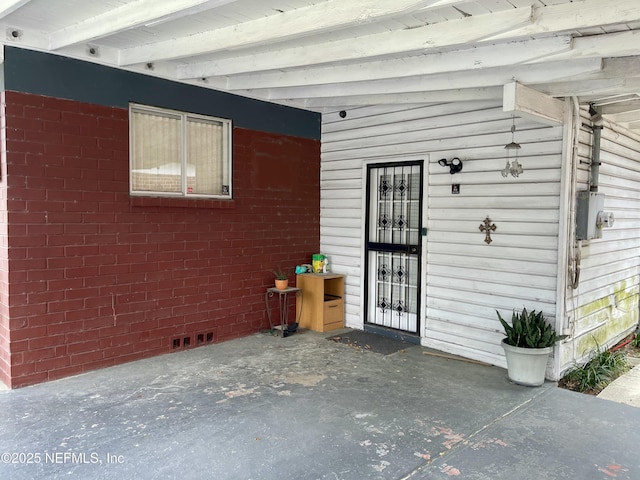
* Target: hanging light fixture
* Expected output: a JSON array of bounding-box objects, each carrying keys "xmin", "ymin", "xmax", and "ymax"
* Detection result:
[{"xmin": 501, "ymin": 118, "xmax": 523, "ymax": 178}]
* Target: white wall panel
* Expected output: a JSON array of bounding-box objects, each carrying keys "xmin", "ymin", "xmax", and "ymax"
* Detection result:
[
  {"xmin": 321, "ymin": 101, "xmax": 565, "ymax": 366},
  {"xmin": 559, "ymin": 113, "xmax": 640, "ymax": 372}
]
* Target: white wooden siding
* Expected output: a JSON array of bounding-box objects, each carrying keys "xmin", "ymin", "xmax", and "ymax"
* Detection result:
[
  {"xmin": 560, "ymin": 113, "xmax": 640, "ymax": 372},
  {"xmin": 321, "ymin": 101, "xmax": 565, "ymax": 367}
]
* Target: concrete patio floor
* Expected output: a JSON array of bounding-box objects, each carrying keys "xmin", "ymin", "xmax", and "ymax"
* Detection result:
[{"xmin": 0, "ymin": 328, "xmax": 638, "ymax": 480}]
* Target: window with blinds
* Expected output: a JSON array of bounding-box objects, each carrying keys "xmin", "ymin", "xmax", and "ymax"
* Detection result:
[{"xmin": 129, "ymin": 104, "xmax": 232, "ymax": 198}]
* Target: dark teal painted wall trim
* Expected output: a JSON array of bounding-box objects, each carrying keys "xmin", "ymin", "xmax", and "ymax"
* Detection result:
[{"xmin": 3, "ymin": 47, "xmax": 321, "ymax": 140}]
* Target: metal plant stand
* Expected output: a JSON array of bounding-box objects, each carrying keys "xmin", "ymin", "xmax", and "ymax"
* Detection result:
[{"xmin": 265, "ymin": 287, "xmax": 302, "ymax": 337}]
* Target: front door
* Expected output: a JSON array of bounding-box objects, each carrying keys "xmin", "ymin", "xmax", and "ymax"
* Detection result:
[{"xmin": 365, "ymin": 161, "xmax": 423, "ymax": 334}]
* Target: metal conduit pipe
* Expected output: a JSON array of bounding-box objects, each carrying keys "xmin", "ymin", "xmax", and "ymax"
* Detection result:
[{"xmin": 589, "ymin": 104, "xmax": 603, "ymax": 192}]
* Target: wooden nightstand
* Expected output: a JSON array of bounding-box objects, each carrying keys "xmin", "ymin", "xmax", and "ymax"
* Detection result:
[{"xmin": 296, "ymin": 273, "xmax": 345, "ymax": 332}]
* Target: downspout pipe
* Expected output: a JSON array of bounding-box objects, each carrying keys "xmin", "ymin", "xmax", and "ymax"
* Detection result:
[{"xmin": 588, "ymin": 105, "xmax": 603, "ymax": 192}]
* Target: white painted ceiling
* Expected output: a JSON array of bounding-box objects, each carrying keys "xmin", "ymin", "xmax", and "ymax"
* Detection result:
[{"xmin": 1, "ymin": 0, "xmax": 639, "ymax": 131}]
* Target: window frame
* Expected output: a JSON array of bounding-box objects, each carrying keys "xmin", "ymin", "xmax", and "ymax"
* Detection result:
[{"xmin": 129, "ymin": 103, "xmax": 233, "ymax": 200}]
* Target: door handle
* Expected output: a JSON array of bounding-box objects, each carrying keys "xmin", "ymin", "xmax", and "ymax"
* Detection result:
[{"xmin": 408, "ymin": 245, "xmax": 418, "ymax": 254}]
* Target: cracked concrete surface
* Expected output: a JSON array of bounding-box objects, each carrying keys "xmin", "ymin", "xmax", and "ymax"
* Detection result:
[{"xmin": 0, "ymin": 329, "xmax": 638, "ymax": 479}]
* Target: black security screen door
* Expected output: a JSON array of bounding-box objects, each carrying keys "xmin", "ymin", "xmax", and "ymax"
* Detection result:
[{"xmin": 365, "ymin": 161, "xmax": 423, "ymax": 334}]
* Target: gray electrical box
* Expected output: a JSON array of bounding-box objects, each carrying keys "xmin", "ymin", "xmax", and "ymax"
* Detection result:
[{"xmin": 576, "ymin": 191, "xmax": 614, "ymax": 240}]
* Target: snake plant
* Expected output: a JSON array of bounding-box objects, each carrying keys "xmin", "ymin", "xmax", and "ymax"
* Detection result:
[{"xmin": 497, "ymin": 308, "xmax": 567, "ymax": 348}]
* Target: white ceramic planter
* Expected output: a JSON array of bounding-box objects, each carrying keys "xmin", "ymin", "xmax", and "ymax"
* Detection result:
[{"xmin": 501, "ymin": 340, "xmax": 552, "ymax": 387}]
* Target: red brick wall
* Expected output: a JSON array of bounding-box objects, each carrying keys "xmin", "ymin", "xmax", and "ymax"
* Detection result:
[
  {"xmin": 2, "ymin": 91, "xmax": 320, "ymax": 388},
  {"xmin": 0, "ymin": 93, "xmax": 10, "ymax": 387}
]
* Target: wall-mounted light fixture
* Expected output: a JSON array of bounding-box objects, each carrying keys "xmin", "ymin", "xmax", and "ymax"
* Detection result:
[
  {"xmin": 501, "ymin": 117, "xmax": 523, "ymax": 178},
  {"xmin": 438, "ymin": 157, "xmax": 463, "ymax": 174}
]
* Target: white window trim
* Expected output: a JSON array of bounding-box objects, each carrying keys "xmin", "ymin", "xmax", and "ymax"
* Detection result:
[{"xmin": 129, "ymin": 103, "xmax": 233, "ymax": 199}]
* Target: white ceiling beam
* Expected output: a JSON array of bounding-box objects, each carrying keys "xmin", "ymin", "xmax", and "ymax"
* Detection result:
[
  {"xmin": 418, "ymin": 0, "xmax": 468, "ymax": 8},
  {"xmin": 599, "ymin": 56, "xmax": 640, "ymax": 79},
  {"xmin": 220, "ymin": 36, "xmax": 573, "ymax": 90},
  {"xmin": 503, "ymin": 82, "xmax": 565, "ymax": 126},
  {"xmin": 533, "ymin": 78, "xmax": 640, "ymax": 98},
  {"xmin": 119, "ymin": 0, "xmax": 470, "ymax": 66},
  {"xmin": 606, "ymin": 109, "xmax": 640, "ymax": 123},
  {"xmin": 49, "ymin": 0, "xmax": 237, "ymax": 50},
  {"xmin": 176, "ymin": 7, "xmax": 533, "ymax": 77},
  {"xmin": 1, "ymin": 27, "xmax": 120, "ymax": 64},
  {"xmin": 528, "ymin": 57, "xmax": 640, "ymax": 98},
  {"xmin": 491, "ymin": 0, "xmax": 640, "ymax": 41},
  {"xmin": 283, "ymin": 87, "xmax": 504, "ymax": 109},
  {"xmin": 540, "ymin": 30, "xmax": 640, "ymax": 63},
  {"xmin": 219, "ymin": 33, "xmax": 640, "ymax": 91},
  {"xmin": 0, "ymin": 0, "xmax": 31, "ymax": 19},
  {"xmin": 597, "ymin": 100, "xmax": 640, "ymax": 114},
  {"xmin": 542, "ymin": 56, "xmax": 640, "ymax": 85},
  {"xmin": 245, "ymin": 58, "xmax": 602, "ymax": 101},
  {"xmin": 178, "ymin": 0, "xmax": 640, "ymax": 79}
]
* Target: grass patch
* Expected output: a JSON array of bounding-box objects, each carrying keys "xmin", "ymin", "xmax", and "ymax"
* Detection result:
[{"xmin": 559, "ymin": 347, "xmax": 629, "ymax": 395}]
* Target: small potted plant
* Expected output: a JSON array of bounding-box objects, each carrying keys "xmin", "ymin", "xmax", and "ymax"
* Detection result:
[
  {"xmin": 497, "ymin": 307, "xmax": 567, "ymax": 387},
  {"xmin": 271, "ymin": 267, "xmax": 290, "ymax": 290}
]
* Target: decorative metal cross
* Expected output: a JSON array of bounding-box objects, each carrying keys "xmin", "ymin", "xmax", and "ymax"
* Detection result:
[{"xmin": 479, "ymin": 216, "xmax": 497, "ymax": 244}]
